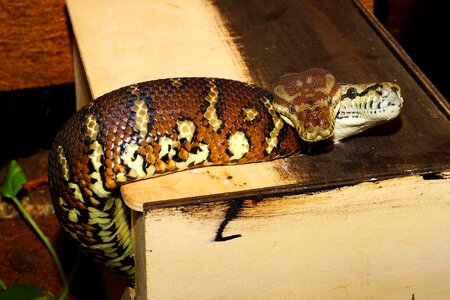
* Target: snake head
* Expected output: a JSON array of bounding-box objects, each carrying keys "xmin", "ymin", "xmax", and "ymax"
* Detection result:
[
  {"xmin": 272, "ymin": 68, "xmax": 341, "ymax": 142},
  {"xmin": 333, "ymin": 82, "xmax": 404, "ymax": 141}
]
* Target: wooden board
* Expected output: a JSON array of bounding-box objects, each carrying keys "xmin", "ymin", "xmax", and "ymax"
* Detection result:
[
  {"xmin": 142, "ymin": 174, "xmax": 450, "ymax": 299},
  {"xmin": 118, "ymin": 0, "xmax": 450, "ymax": 211},
  {"xmin": 66, "ymin": 0, "xmax": 251, "ymax": 101},
  {"xmin": 122, "ymin": 160, "xmax": 299, "ymax": 211}
]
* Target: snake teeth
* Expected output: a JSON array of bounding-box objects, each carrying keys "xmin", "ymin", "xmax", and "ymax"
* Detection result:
[{"xmin": 339, "ymin": 82, "xmax": 403, "ymax": 116}]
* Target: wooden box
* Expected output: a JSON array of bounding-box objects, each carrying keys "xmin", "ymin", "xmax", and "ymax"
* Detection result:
[{"xmin": 66, "ymin": 0, "xmax": 450, "ymax": 298}]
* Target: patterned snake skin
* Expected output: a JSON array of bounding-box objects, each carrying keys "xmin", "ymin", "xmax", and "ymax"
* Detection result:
[{"xmin": 48, "ymin": 68, "xmax": 403, "ymax": 284}]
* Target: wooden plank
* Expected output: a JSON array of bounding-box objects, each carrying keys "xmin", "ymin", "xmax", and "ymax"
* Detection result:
[
  {"xmin": 131, "ymin": 211, "xmax": 146, "ymax": 300},
  {"xmin": 66, "ymin": 0, "xmax": 251, "ymax": 99},
  {"xmin": 143, "ymin": 174, "xmax": 450, "ymax": 299},
  {"xmin": 122, "ymin": 160, "xmax": 302, "ymax": 211},
  {"xmin": 117, "ymin": 0, "xmax": 450, "ymax": 211}
]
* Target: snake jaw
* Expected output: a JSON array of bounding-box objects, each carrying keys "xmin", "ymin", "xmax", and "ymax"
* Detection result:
[
  {"xmin": 333, "ymin": 82, "xmax": 403, "ymax": 141},
  {"xmin": 272, "ymin": 68, "xmax": 341, "ymax": 143}
]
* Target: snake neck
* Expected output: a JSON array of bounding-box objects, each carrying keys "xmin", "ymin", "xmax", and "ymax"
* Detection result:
[{"xmin": 333, "ymin": 82, "xmax": 403, "ymax": 141}]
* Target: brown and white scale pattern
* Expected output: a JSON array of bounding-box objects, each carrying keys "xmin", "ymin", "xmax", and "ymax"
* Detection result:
[
  {"xmin": 48, "ymin": 69, "xmax": 404, "ymax": 285},
  {"xmin": 272, "ymin": 70, "xmax": 341, "ymax": 142},
  {"xmin": 48, "ymin": 77, "xmax": 302, "ymax": 282}
]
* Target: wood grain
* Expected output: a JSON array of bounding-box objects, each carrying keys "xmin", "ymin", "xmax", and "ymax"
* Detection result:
[
  {"xmin": 121, "ymin": 159, "xmax": 301, "ymax": 211},
  {"xmin": 66, "ymin": 0, "xmax": 251, "ymax": 100},
  {"xmin": 143, "ymin": 174, "xmax": 450, "ymax": 299}
]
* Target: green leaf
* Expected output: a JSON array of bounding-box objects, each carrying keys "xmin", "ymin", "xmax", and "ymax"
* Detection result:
[
  {"xmin": 0, "ymin": 285, "xmax": 56, "ymax": 300},
  {"xmin": 1, "ymin": 160, "xmax": 27, "ymax": 198}
]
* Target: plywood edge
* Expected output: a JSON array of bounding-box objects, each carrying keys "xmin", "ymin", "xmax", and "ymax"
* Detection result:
[
  {"xmin": 121, "ymin": 159, "xmax": 299, "ymax": 211},
  {"xmin": 122, "ymin": 163, "xmax": 449, "ymax": 212},
  {"xmin": 73, "ymin": 40, "xmax": 93, "ymax": 110},
  {"xmin": 130, "ymin": 211, "xmax": 146, "ymax": 300}
]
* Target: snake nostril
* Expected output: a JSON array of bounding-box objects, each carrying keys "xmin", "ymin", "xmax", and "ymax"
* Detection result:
[{"xmin": 381, "ymin": 86, "xmax": 390, "ymax": 97}]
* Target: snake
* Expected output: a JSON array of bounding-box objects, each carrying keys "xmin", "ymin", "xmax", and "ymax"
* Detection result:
[{"xmin": 48, "ymin": 68, "xmax": 403, "ymax": 284}]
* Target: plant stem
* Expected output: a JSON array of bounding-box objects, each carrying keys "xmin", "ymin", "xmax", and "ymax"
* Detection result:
[
  {"xmin": 10, "ymin": 195, "xmax": 68, "ymax": 298},
  {"xmin": 0, "ymin": 278, "xmax": 7, "ymax": 290}
]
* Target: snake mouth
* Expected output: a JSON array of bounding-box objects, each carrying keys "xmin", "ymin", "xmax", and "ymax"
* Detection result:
[
  {"xmin": 333, "ymin": 82, "xmax": 404, "ymax": 141},
  {"xmin": 338, "ymin": 83, "xmax": 403, "ymax": 120}
]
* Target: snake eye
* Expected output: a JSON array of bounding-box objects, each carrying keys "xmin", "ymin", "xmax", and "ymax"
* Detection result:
[
  {"xmin": 289, "ymin": 105, "xmax": 296, "ymax": 114},
  {"xmin": 346, "ymin": 87, "xmax": 358, "ymax": 99}
]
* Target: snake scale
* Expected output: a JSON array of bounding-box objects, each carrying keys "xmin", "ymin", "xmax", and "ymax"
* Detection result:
[{"xmin": 48, "ymin": 68, "xmax": 403, "ymax": 284}]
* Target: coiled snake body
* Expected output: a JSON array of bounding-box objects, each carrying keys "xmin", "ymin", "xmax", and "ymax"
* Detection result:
[{"xmin": 48, "ymin": 68, "xmax": 403, "ymax": 283}]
